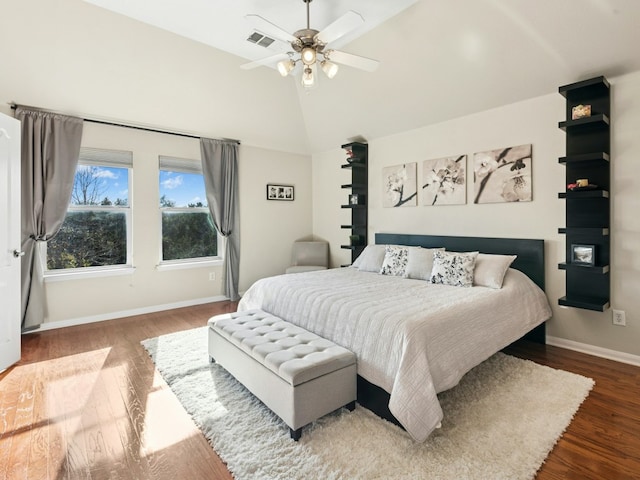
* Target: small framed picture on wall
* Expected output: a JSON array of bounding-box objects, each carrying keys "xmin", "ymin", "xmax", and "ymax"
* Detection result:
[{"xmin": 266, "ymin": 184, "xmax": 294, "ymax": 201}]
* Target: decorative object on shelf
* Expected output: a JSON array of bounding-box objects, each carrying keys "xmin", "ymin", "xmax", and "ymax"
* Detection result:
[
  {"xmin": 266, "ymin": 184, "xmax": 294, "ymax": 201},
  {"xmin": 241, "ymin": 0, "xmax": 379, "ymax": 90},
  {"xmin": 571, "ymin": 244, "xmax": 596, "ymax": 266},
  {"xmin": 567, "ymin": 182, "xmax": 598, "ymax": 191},
  {"xmin": 571, "ymin": 104, "xmax": 592, "ymax": 120},
  {"xmin": 473, "ymin": 144, "xmax": 532, "ymax": 204},
  {"xmin": 382, "ymin": 162, "xmax": 417, "ymax": 208},
  {"xmin": 349, "ymin": 234, "xmax": 361, "ymax": 246},
  {"xmin": 576, "ymin": 178, "xmax": 589, "ymax": 187},
  {"xmin": 421, "ymin": 155, "xmax": 466, "ymax": 206},
  {"xmin": 349, "ymin": 194, "xmax": 360, "ymax": 205}
]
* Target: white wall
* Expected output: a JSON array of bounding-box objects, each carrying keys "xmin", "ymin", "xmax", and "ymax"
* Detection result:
[{"xmin": 313, "ymin": 71, "xmax": 640, "ymax": 358}]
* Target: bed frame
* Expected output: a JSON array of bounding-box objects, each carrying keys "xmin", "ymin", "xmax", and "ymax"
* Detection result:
[{"xmin": 356, "ymin": 233, "xmax": 547, "ymax": 427}]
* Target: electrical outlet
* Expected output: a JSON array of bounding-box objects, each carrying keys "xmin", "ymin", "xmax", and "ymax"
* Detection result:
[
  {"xmin": 209, "ymin": 272, "xmax": 216, "ymax": 281},
  {"xmin": 612, "ymin": 309, "xmax": 626, "ymax": 326}
]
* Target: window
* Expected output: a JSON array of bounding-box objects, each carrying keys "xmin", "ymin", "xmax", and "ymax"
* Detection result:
[
  {"xmin": 46, "ymin": 148, "xmax": 132, "ymax": 272},
  {"xmin": 159, "ymin": 156, "xmax": 218, "ymax": 264}
]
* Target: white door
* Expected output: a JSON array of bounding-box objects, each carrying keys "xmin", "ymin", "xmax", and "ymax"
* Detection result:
[{"xmin": 0, "ymin": 112, "xmax": 21, "ymax": 372}]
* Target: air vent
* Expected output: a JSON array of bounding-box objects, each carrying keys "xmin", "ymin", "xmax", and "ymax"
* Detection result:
[{"xmin": 247, "ymin": 31, "xmax": 275, "ymax": 48}]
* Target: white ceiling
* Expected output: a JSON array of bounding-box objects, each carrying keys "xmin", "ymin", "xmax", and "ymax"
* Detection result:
[
  {"xmin": 80, "ymin": 0, "xmax": 640, "ymax": 154},
  {"xmin": 82, "ymin": 0, "xmax": 417, "ymax": 65}
]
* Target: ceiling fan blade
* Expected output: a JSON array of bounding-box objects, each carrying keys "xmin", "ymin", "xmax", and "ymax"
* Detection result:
[
  {"xmin": 325, "ymin": 50, "xmax": 380, "ymax": 72},
  {"xmin": 245, "ymin": 14, "xmax": 298, "ymax": 45},
  {"xmin": 315, "ymin": 10, "xmax": 364, "ymax": 45},
  {"xmin": 240, "ymin": 53, "xmax": 290, "ymax": 70}
]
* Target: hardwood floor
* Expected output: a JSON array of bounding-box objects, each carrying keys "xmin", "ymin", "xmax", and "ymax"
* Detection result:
[{"xmin": 1, "ymin": 302, "xmax": 638, "ymax": 479}]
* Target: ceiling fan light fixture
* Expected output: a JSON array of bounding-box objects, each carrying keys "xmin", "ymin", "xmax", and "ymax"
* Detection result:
[
  {"xmin": 301, "ymin": 66, "xmax": 315, "ymax": 88},
  {"xmin": 321, "ymin": 60, "xmax": 339, "ymax": 79},
  {"xmin": 277, "ymin": 58, "xmax": 295, "ymax": 77},
  {"xmin": 301, "ymin": 46, "xmax": 317, "ymax": 65}
]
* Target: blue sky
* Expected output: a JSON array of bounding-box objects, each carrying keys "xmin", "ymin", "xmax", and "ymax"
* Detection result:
[
  {"xmin": 159, "ymin": 170, "xmax": 208, "ymax": 207},
  {"xmin": 72, "ymin": 166, "xmax": 207, "ymax": 207}
]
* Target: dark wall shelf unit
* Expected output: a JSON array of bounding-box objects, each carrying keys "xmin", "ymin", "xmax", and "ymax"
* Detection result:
[
  {"xmin": 558, "ymin": 76, "xmax": 610, "ymax": 312},
  {"xmin": 340, "ymin": 142, "xmax": 368, "ymax": 264}
]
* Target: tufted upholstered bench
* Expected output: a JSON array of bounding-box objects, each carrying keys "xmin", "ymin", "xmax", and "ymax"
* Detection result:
[{"xmin": 208, "ymin": 309, "xmax": 357, "ymax": 440}]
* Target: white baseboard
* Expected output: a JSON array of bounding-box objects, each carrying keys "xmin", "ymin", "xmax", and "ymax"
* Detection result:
[
  {"xmin": 546, "ymin": 335, "xmax": 640, "ymax": 367},
  {"xmin": 30, "ymin": 295, "xmax": 229, "ymax": 333}
]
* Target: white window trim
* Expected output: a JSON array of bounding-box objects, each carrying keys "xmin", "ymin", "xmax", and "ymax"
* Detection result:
[
  {"xmin": 156, "ymin": 257, "xmax": 223, "ymax": 272},
  {"xmin": 44, "ymin": 265, "xmax": 136, "ymax": 282}
]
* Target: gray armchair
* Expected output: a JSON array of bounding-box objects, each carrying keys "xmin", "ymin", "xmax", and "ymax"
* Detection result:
[{"xmin": 285, "ymin": 241, "xmax": 329, "ymax": 274}]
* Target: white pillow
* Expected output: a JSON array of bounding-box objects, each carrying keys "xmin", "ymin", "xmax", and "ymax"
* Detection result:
[
  {"xmin": 379, "ymin": 245, "xmax": 410, "ymax": 277},
  {"xmin": 430, "ymin": 251, "xmax": 479, "ymax": 287},
  {"xmin": 405, "ymin": 247, "xmax": 445, "ymax": 280},
  {"xmin": 352, "ymin": 245, "xmax": 386, "ymax": 272},
  {"xmin": 473, "ymin": 253, "xmax": 517, "ymax": 289}
]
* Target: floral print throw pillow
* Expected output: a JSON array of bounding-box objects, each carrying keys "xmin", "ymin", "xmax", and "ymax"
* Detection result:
[
  {"xmin": 379, "ymin": 245, "xmax": 409, "ymax": 277},
  {"xmin": 430, "ymin": 250, "xmax": 479, "ymax": 287}
]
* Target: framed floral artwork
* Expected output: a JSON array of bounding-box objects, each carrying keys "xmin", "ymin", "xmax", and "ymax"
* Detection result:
[
  {"xmin": 421, "ymin": 155, "xmax": 466, "ymax": 206},
  {"xmin": 382, "ymin": 162, "xmax": 417, "ymax": 208},
  {"xmin": 473, "ymin": 144, "xmax": 532, "ymax": 204}
]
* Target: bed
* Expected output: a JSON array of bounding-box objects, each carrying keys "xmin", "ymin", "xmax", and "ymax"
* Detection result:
[{"xmin": 238, "ymin": 234, "xmax": 552, "ymax": 442}]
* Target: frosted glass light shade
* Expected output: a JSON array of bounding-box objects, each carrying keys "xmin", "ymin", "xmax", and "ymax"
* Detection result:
[
  {"xmin": 321, "ymin": 60, "xmax": 339, "ymax": 79},
  {"xmin": 277, "ymin": 59, "xmax": 295, "ymax": 77}
]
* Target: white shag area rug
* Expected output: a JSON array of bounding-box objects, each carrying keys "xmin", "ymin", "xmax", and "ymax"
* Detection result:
[{"xmin": 141, "ymin": 327, "xmax": 594, "ymax": 480}]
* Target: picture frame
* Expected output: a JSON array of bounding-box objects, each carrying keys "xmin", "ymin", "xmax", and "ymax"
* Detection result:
[
  {"xmin": 571, "ymin": 104, "xmax": 592, "ymax": 120},
  {"xmin": 571, "ymin": 244, "xmax": 596, "ymax": 266},
  {"xmin": 266, "ymin": 184, "xmax": 294, "ymax": 201}
]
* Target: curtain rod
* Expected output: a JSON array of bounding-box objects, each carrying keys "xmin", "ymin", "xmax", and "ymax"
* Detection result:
[{"xmin": 9, "ymin": 102, "xmax": 240, "ymax": 145}]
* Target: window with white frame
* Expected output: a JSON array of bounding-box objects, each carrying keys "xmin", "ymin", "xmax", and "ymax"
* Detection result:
[
  {"xmin": 46, "ymin": 147, "xmax": 133, "ymax": 271},
  {"xmin": 159, "ymin": 156, "xmax": 218, "ymax": 263}
]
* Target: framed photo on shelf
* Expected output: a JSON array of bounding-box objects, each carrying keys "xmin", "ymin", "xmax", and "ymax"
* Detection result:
[
  {"xmin": 571, "ymin": 244, "xmax": 595, "ymax": 266},
  {"xmin": 266, "ymin": 184, "xmax": 294, "ymax": 201}
]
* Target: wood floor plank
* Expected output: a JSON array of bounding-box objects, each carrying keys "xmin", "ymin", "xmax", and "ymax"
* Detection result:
[{"xmin": 1, "ymin": 302, "xmax": 638, "ymax": 480}]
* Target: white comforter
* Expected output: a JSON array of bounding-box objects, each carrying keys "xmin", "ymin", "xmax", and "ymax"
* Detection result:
[{"xmin": 238, "ymin": 267, "xmax": 552, "ymax": 442}]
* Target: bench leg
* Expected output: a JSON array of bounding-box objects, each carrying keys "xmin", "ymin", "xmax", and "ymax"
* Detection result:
[
  {"xmin": 290, "ymin": 427, "xmax": 302, "ymax": 441},
  {"xmin": 346, "ymin": 401, "xmax": 356, "ymax": 412}
]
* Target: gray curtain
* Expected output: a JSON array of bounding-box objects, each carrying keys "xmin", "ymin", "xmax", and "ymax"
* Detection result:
[
  {"xmin": 16, "ymin": 107, "xmax": 83, "ymax": 331},
  {"xmin": 200, "ymin": 138, "xmax": 240, "ymax": 301}
]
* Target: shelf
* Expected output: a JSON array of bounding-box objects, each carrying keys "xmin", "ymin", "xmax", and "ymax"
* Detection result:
[
  {"xmin": 558, "ymin": 114, "xmax": 609, "ymax": 131},
  {"xmin": 559, "ymin": 190, "xmax": 609, "ymax": 199},
  {"xmin": 559, "ymin": 76, "xmax": 610, "ymax": 97},
  {"xmin": 558, "ymin": 295, "xmax": 610, "ymax": 312},
  {"xmin": 341, "ymin": 163, "xmax": 366, "ymax": 170},
  {"xmin": 558, "ymin": 152, "xmax": 609, "ymax": 165},
  {"xmin": 558, "ymin": 227, "xmax": 609, "ymax": 236},
  {"xmin": 341, "ymin": 142, "xmax": 368, "ymax": 264},
  {"xmin": 558, "ymin": 262, "xmax": 610, "ymax": 274},
  {"xmin": 558, "ymin": 76, "xmax": 610, "ymax": 312}
]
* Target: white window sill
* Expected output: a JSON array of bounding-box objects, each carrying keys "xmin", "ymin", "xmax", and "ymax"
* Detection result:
[
  {"xmin": 156, "ymin": 258, "xmax": 223, "ymax": 272},
  {"xmin": 44, "ymin": 266, "xmax": 136, "ymax": 283}
]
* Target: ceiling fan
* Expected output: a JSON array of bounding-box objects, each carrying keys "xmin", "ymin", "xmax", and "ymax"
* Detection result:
[{"xmin": 241, "ymin": 0, "xmax": 379, "ymax": 89}]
